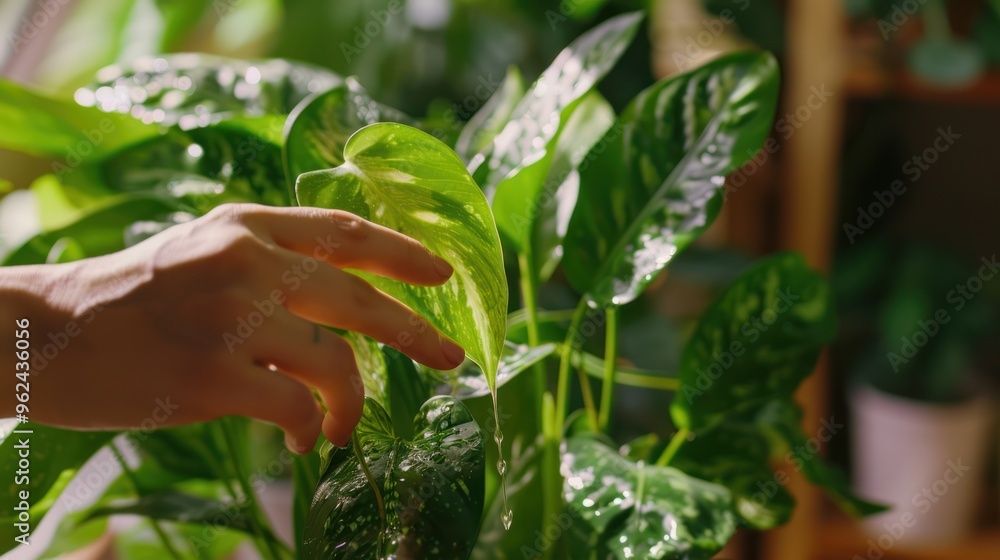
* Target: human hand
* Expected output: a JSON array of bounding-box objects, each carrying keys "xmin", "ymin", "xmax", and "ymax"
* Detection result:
[{"xmin": 4, "ymin": 203, "xmax": 465, "ymax": 453}]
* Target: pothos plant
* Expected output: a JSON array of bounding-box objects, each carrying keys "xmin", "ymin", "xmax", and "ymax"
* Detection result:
[{"xmin": 0, "ymin": 11, "xmax": 884, "ymax": 560}]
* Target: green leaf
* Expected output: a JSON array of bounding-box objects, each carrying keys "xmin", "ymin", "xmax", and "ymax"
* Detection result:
[
  {"xmin": 1, "ymin": 194, "xmax": 179, "ymax": 266},
  {"xmin": 0, "ymin": 422, "xmax": 115, "ymax": 555},
  {"xmin": 83, "ymin": 489, "xmax": 253, "ymax": 532},
  {"xmin": 284, "ymin": 78, "xmax": 416, "ymax": 182},
  {"xmin": 562, "ymin": 436, "xmax": 736, "ymax": 559},
  {"xmin": 671, "ymin": 424, "xmax": 794, "ymax": 530},
  {"xmin": 296, "ymin": 123, "xmax": 508, "ymax": 384},
  {"xmin": 341, "ymin": 331, "xmax": 390, "ymax": 409},
  {"xmin": 445, "ymin": 341, "xmax": 559, "ymax": 399},
  {"xmin": 469, "ymin": 11, "xmax": 643, "ymax": 201},
  {"xmin": 100, "ymin": 123, "xmax": 290, "ymax": 211},
  {"xmin": 303, "ymin": 397, "xmax": 485, "ymax": 559},
  {"xmin": 753, "ymin": 401, "xmax": 887, "ymax": 517},
  {"xmin": 0, "ymin": 79, "xmax": 158, "ymax": 159},
  {"xmin": 564, "ymin": 51, "xmax": 780, "ymax": 307},
  {"xmin": 383, "ymin": 346, "xmax": 432, "ymax": 440},
  {"xmin": 491, "ymin": 90, "xmax": 616, "ymax": 280},
  {"xmin": 80, "ymin": 54, "xmax": 341, "ymax": 129},
  {"xmin": 454, "ymin": 67, "xmax": 524, "ymax": 162},
  {"xmin": 670, "ymin": 252, "xmax": 836, "ymax": 431}
]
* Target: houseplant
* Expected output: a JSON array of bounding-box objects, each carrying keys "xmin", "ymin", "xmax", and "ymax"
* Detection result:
[
  {"xmin": 836, "ymin": 240, "xmax": 997, "ymax": 545},
  {"xmin": 0, "ymin": 12, "xmax": 883, "ymax": 559}
]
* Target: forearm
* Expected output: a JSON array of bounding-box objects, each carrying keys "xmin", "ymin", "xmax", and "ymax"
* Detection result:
[{"xmin": 0, "ymin": 265, "xmax": 63, "ymax": 416}]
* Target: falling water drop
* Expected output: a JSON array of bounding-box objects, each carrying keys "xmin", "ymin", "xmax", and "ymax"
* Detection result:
[{"xmin": 491, "ymin": 391, "xmax": 512, "ymax": 531}]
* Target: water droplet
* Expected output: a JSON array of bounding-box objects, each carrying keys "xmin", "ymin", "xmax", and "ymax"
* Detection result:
[
  {"xmin": 491, "ymin": 392, "xmax": 512, "ymax": 531},
  {"xmin": 501, "ymin": 509, "xmax": 513, "ymax": 530}
]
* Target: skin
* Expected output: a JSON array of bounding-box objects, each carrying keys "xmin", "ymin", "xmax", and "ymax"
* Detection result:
[{"xmin": 0, "ymin": 203, "xmax": 465, "ymax": 454}]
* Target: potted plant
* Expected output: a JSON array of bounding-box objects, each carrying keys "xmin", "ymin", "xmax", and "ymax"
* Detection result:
[
  {"xmin": 0, "ymin": 12, "xmax": 884, "ymax": 559},
  {"xmin": 837, "ymin": 240, "xmax": 997, "ymax": 545}
]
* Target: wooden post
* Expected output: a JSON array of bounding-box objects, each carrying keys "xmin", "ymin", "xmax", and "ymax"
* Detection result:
[{"xmin": 762, "ymin": 1, "xmax": 847, "ymax": 559}]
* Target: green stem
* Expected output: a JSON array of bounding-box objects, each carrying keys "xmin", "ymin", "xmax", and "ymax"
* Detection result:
[
  {"xmin": 220, "ymin": 420, "xmax": 283, "ymax": 560},
  {"xmin": 554, "ymin": 299, "xmax": 589, "ymax": 436},
  {"xmin": 597, "ymin": 306, "xmax": 619, "ymax": 433},
  {"xmin": 655, "ymin": 427, "xmax": 690, "ymax": 467},
  {"xmin": 110, "ymin": 443, "xmax": 187, "ymax": 560},
  {"xmin": 518, "ymin": 253, "xmax": 547, "ymax": 418},
  {"xmin": 577, "ymin": 367, "xmax": 599, "ymax": 432}
]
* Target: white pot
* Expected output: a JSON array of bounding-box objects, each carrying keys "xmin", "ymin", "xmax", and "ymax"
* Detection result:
[{"xmin": 850, "ymin": 385, "xmax": 994, "ymax": 548}]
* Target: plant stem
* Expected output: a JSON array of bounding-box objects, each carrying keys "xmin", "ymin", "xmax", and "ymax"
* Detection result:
[
  {"xmin": 110, "ymin": 442, "xmax": 187, "ymax": 560},
  {"xmin": 220, "ymin": 420, "xmax": 283, "ymax": 560},
  {"xmin": 518, "ymin": 253, "xmax": 547, "ymax": 418},
  {"xmin": 655, "ymin": 427, "xmax": 690, "ymax": 467},
  {"xmin": 554, "ymin": 299, "xmax": 589, "ymax": 437},
  {"xmin": 597, "ymin": 306, "xmax": 619, "ymax": 433},
  {"xmin": 577, "ymin": 367, "xmax": 599, "ymax": 432}
]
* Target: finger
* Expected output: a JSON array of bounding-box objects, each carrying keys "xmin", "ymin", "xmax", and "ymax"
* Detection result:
[
  {"xmin": 224, "ymin": 363, "xmax": 323, "ymax": 454},
  {"xmin": 245, "ymin": 205, "xmax": 454, "ymax": 286},
  {"xmin": 275, "ymin": 247, "xmax": 466, "ymax": 371},
  {"xmin": 251, "ymin": 311, "xmax": 365, "ymax": 447}
]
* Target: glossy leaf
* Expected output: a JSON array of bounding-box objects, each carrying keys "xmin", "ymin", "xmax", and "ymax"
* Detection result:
[
  {"xmin": 303, "ymin": 397, "xmax": 485, "ymax": 559},
  {"xmin": 296, "ymin": 123, "xmax": 508, "ymax": 385},
  {"xmin": 445, "ymin": 341, "xmax": 559, "ymax": 399},
  {"xmin": 753, "ymin": 400, "xmax": 887, "ymax": 517},
  {"xmin": 670, "ymin": 252, "xmax": 836, "ymax": 431},
  {"xmin": 284, "ymin": 78, "xmax": 416, "ymax": 183},
  {"xmin": 80, "ymin": 54, "xmax": 341, "ymax": 129},
  {"xmin": 341, "ymin": 331, "xmax": 389, "ymax": 408},
  {"xmin": 468, "ymin": 11, "xmax": 643, "ymax": 201},
  {"xmin": 0, "ymin": 422, "xmax": 115, "ymax": 555},
  {"xmin": 562, "ymin": 436, "xmax": 736, "ymax": 559},
  {"xmin": 490, "ymin": 90, "xmax": 616, "ymax": 277},
  {"xmin": 454, "ymin": 67, "xmax": 524, "ymax": 162},
  {"xmin": 564, "ymin": 51, "xmax": 780, "ymax": 307},
  {"xmin": 0, "ymin": 79, "xmax": 157, "ymax": 160},
  {"xmin": 671, "ymin": 424, "xmax": 794, "ymax": 530}
]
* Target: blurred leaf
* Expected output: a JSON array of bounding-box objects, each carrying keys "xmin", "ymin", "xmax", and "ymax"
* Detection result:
[
  {"xmin": 1, "ymin": 194, "xmax": 178, "ymax": 266},
  {"xmin": 0, "ymin": 422, "xmax": 115, "ymax": 555},
  {"xmin": 754, "ymin": 401, "xmax": 887, "ymax": 517},
  {"xmin": 455, "ymin": 67, "xmax": 524, "ymax": 162},
  {"xmin": 445, "ymin": 341, "xmax": 558, "ymax": 399},
  {"xmin": 383, "ymin": 346, "xmax": 432, "ymax": 440},
  {"xmin": 81, "ymin": 54, "xmax": 341, "ymax": 130},
  {"xmin": 670, "ymin": 253, "xmax": 836, "ymax": 431},
  {"xmin": 296, "ymin": 123, "xmax": 508, "ymax": 384},
  {"xmin": 84, "ymin": 489, "xmax": 253, "ymax": 532},
  {"xmin": 564, "ymin": 51, "xmax": 780, "ymax": 307},
  {"xmin": 908, "ymin": 38, "xmax": 985, "ymax": 88},
  {"xmin": 303, "ymin": 397, "xmax": 485, "ymax": 559},
  {"xmin": 0, "ymin": 79, "xmax": 157, "ymax": 159},
  {"xmin": 672, "ymin": 424, "xmax": 794, "ymax": 529}
]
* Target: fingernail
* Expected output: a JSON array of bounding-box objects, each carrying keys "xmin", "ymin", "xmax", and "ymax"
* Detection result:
[
  {"xmin": 334, "ymin": 431, "xmax": 351, "ymax": 448},
  {"xmin": 432, "ymin": 255, "xmax": 453, "ymax": 278},
  {"xmin": 440, "ymin": 335, "xmax": 465, "ymax": 367}
]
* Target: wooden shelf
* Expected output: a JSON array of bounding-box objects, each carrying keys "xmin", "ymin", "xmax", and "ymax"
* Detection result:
[{"xmin": 819, "ymin": 513, "xmax": 1000, "ymax": 560}]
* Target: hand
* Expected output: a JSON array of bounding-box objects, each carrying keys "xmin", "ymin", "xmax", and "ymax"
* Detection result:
[{"xmin": 1, "ymin": 203, "xmax": 465, "ymax": 453}]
